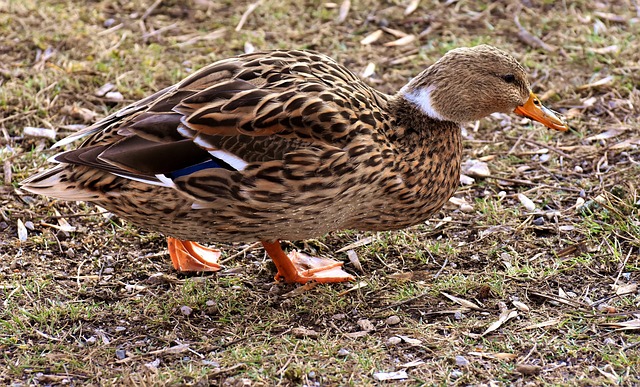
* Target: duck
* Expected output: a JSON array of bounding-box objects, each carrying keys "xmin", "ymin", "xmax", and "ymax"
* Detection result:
[{"xmin": 21, "ymin": 45, "xmax": 568, "ymax": 284}]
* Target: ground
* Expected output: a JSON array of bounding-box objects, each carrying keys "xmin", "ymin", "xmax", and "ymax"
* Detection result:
[{"xmin": 1, "ymin": 0, "xmax": 639, "ymax": 386}]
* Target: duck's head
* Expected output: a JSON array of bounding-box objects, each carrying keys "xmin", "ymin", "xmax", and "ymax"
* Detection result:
[{"xmin": 399, "ymin": 45, "xmax": 568, "ymax": 131}]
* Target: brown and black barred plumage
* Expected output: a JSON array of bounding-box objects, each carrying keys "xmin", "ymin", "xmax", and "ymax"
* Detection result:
[{"xmin": 22, "ymin": 45, "xmax": 567, "ymax": 282}]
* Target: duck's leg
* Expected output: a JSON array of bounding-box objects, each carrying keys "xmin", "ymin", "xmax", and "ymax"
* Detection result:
[
  {"xmin": 167, "ymin": 237, "xmax": 222, "ymax": 272},
  {"xmin": 261, "ymin": 240, "xmax": 354, "ymax": 284}
]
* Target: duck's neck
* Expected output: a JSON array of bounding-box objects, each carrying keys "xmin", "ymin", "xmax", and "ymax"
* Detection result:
[
  {"xmin": 386, "ymin": 94, "xmax": 459, "ymax": 143},
  {"xmin": 386, "ymin": 95, "xmax": 462, "ymax": 200}
]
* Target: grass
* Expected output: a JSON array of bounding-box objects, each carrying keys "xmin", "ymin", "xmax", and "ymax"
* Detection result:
[{"xmin": 1, "ymin": 0, "xmax": 640, "ymax": 385}]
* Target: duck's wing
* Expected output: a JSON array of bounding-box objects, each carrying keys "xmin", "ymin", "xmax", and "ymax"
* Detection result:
[{"xmin": 48, "ymin": 50, "xmax": 390, "ymax": 186}]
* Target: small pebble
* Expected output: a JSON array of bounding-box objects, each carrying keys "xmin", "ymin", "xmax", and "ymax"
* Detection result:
[
  {"xmin": 206, "ymin": 300, "xmax": 216, "ymax": 306},
  {"xmin": 180, "ymin": 305, "xmax": 193, "ymax": 316},
  {"xmin": 357, "ymin": 319, "xmax": 374, "ymax": 331},
  {"xmin": 103, "ymin": 18, "xmax": 116, "ymax": 28},
  {"xmin": 455, "ymin": 355, "xmax": 470, "ymax": 366},
  {"xmin": 450, "ymin": 370, "xmax": 463, "ymax": 379},
  {"xmin": 574, "ymin": 165, "xmax": 583, "ymax": 173},
  {"xmin": 115, "ymin": 326, "xmax": 126, "ymax": 332},
  {"xmin": 115, "ymin": 349, "xmax": 126, "ymax": 360},
  {"xmin": 532, "ymin": 217, "xmax": 544, "ymax": 226},
  {"xmin": 337, "ymin": 348, "xmax": 350, "ymax": 356},
  {"xmin": 332, "ymin": 313, "xmax": 346, "ymax": 320},
  {"xmin": 24, "ymin": 221, "xmax": 35, "ymax": 230},
  {"xmin": 386, "ymin": 336, "xmax": 402, "ymax": 346},
  {"xmin": 85, "ymin": 336, "xmax": 97, "ymax": 345},
  {"xmin": 385, "ymin": 315, "xmax": 400, "ymax": 325},
  {"xmin": 603, "ymin": 337, "xmax": 616, "ymax": 345},
  {"xmin": 66, "ymin": 248, "xmax": 75, "ymax": 258},
  {"xmin": 103, "ymin": 267, "xmax": 114, "ymax": 274},
  {"xmin": 453, "ymin": 310, "xmax": 464, "ymax": 320}
]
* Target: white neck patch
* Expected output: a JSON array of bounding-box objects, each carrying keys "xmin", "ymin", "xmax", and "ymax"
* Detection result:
[{"xmin": 400, "ymin": 84, "xmax": 444, "ymax": 121}]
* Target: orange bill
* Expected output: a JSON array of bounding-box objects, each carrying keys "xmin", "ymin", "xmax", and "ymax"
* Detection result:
[{"xmin": 514, "ymin": 91, "xmax": 568, "ymax": 131}]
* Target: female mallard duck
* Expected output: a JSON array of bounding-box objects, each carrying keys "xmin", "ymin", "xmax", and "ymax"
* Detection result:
[{"xmin": 22, "ymin": 45, "xmax": 568, "ymax": 284}]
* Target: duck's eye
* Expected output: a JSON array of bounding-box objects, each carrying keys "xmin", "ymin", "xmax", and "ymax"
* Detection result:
[{"xmin": 501, "ymin": 74, "xmax": 516, "ymax": 83}]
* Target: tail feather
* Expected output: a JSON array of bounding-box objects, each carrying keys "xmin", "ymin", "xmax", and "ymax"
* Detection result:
[{"xmin": 20, "ymin": 166, "xmax": 101, "ymax": 201}]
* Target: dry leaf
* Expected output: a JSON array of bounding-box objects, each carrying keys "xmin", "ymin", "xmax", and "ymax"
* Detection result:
[
  {"xmin": 586, "ymin": 128, "xmax": 622, "ymax": 141},
  {"xmin": 381, "ymin": 27, "xmax": 408, "ymax": 38},
  {"xmin": 512, "ymin": 300, "xmax": 530, "ymax": 312},
  {"xmin": 337, "ymin": 281, "xmax": 367, "ymax": 296},
  {"xmin": 383, "ymin": 35, "xmax": 416, "ymax": 47},
  {"xmin": 519, "ymin": 318, "xmax": 561, "ymax": 331},
  {"xmin": 337, "ymin": 236, "xmax": 375, "ymax": 252},
  {"xmin": 614, "ymin": 283, "xmax": 637, "ymax": 296},
  {"xmin": 337, "ymin": 0, "xmax": 350, "ymax": 23},
  {"xmin": 397, "ymin": 359, "xmax": 424, "ymax": 368},
  {"xmin": 594, "ymin": 11, "xmax": 626, "ymax": 23},
  {"xmin": 601, "ymin": 319, "xmax": 640, "ymax": 331},
  {"xmin": 396, "ymin": 335, "xmax": 422, "ymax": 345},
  {"xmin": 518, "ymin": 193, "xmax": 536, "ymax": 212},
  {"xmin": 95, "ymin": 83, "xmax": 115, "ymax": 97},
  {"xmin": 588, "ymin": 45, "xmax": 620, "ymax": 55},
  {"xmin": 404, "ymin": 0, "xmax": 420, "ymax": 16},
  {"xmin": 24, "ymin": 127, "xmax": 56, "ymax": 140},
  {"xmin": 373, "ymin": 371, "xmax": 408, "ymax": 381},
  {"xmin": 17, "ymin": 219, "xmax": 28, "ymax": 242},
  {"xmin": 360, "ymin": 62, "xmax": 375, "ymax": 78},
  {"xmin": 346, "ymin": 249, "xmax": 363, "ymax": 273},
  {"xmin": 482, "ymin": 309, "xmax": 518, "ymax": 336},
  {"xmin": 54, "ymin": 209, "xmax": 76, "ymax": 232},
  {"xmin": 441, "ymin": 291, "xmax": 483, "ymax": 310},
  {"xmin": 360, "ymin": 30, "xmax": 383, "ymax": 45},
  {"xmin": 578, "ymin": 76, "xmax": 614, "ymax": 90},
  {"xmin": 494, "ymin": 353, "xmax": 518, "ymax": 361},
  {"xmin": 281, "ymin": 282, "xmax": 318, "ymax": 298}
]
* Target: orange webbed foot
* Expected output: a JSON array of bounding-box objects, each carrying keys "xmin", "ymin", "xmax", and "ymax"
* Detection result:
[
  {"xmin": 167, "ymin": 237, "xmax": 222, "ymax": 272},
  {"xmin": 262, "ymin": 240, "xmax": 355, "ymax": 284}
]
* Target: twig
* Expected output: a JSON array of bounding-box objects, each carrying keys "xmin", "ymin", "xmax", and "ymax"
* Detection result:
[
  {"xmin": 141, "ymin": 0, "xmax": 162, "ymax": 21},
  {"xmin": 220, "ymin": 242, "xmax": 261, "ymax": 264},
  {"xmin": 614, "ymin": 247, "xmax": 633, "ymax": 286},
  {"xmin": 236, "ymin": 0, "xmax": 263, "ymax": 32}
]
